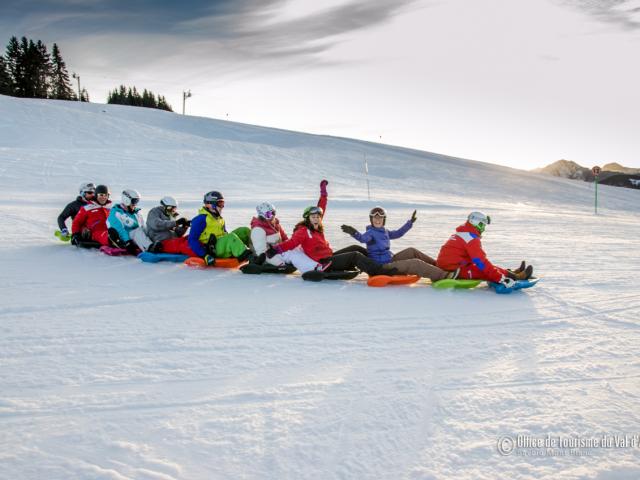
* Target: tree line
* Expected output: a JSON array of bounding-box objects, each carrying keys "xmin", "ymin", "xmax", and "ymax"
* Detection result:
[
  {"xmin": 1, "ymin": 36, "xmax": 173, "ymax": 111},
  {"xmin": 107, "ymin": 86, "xmax": 172, "ymax": 112},
  {"xmin": 0, "ymin": 36, "xmax": 87, "ymax": 101}
]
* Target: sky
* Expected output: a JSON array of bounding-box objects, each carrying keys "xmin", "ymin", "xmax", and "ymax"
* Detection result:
[{"xmin": 1, "ymin": 0, "xmax": 639, "ymax": 170}]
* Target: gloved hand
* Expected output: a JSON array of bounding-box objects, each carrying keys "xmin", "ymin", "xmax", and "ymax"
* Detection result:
[
  {"xmin": 81, "ymin": 228, "xmax": 92, "ymax": 240},
  {"xmin": 124, "ymin": 240, "xmax": 138, "ymax": 254},
  {"xmin": 253, "ymin": 252, "xmax": 266, "ymax": 265},
  {"xmin": 341, "ymin": 224, "xmax": 357, "ymax": 236},
  {"xmin": 203, "ymin": 254, "xmax": 216, "ymax": 266},
  {"xmin": 410, "ymin": 210, "xmax": 417, "ymax": 224},
  {"xmin": 60, "ymin": 228, "xmax": 69, "ymax": 237},
  {"xmin": 499, "ymin": 275, "xmax": 516, "ymax": 289},
  {"xmin": 176, "ymin": 217, "xmax": 189, "ymax": 227},
  {"xmin": 206, "ymin": 235, "xmax": 217, "ymax": 255},
  {"xmin": 71, "ymin": 233, "xmax": 81, "ymax": 246},
  {"xmin": 320, "ymin": 179, "xmax": 329, "ymax": 196},
  {"xmin": 266, "ymin": 245, "xmax": 280, "ymax": 259}
]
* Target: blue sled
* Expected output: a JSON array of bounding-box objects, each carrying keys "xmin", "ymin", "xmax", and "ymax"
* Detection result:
[
  {"xmin": 489, "ymin": 278, "xmax": 540, "ymax": 294},
  {"xmin": 138, "ymin": 252, "xmax": 189, "ymax": 263}
]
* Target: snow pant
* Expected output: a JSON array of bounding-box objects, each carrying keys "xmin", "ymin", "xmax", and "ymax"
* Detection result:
[
  {"xmin": 386, "ymin": 247, "xmax": 449, "ymax": 281},
  {"xmin": 91, "ymin": 229, "xmax": 110, "ymax": 246},
  {"xmin": 323, "ymin": 251, "xmax": 395, "ymax": 276},
  {"xmin": 458, "ymin": 263, "xmax": 508, "ymax": 282},
  {"xmin": 215, "ymin": 227, "xmax": 251, "ymax": 258},
  {"xmin": 161, "ymin": 236, "xmax": 196, "ymax": 256},
  {"xmin": 270, "ymin": 247, "xmax": 323, "ymax": 273},
  {"xmin": 333, "ymin": 245, "xmax": 368, "ymax": 256},
  {"xmin": 130, "ymin": 227, "xmax": 153, "ymax": 251}
]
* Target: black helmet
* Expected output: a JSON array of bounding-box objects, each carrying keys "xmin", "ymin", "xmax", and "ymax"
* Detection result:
[
  {"xmin": 203, "ymin": 191, "xmax": 224, "ymax": 204},
  {"xmin": 95, "ymin": 184, "xmax": 110, "ymax": 195}
]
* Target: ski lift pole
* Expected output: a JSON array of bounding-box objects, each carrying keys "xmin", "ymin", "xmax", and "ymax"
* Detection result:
[{"xmin": 592, "ymin": 165, "xmax": 601, "ymax": 214}]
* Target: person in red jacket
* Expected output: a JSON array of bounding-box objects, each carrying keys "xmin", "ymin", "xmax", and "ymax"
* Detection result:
[
  {"xmin": 269, "ymin": 180, "xmax": 395, "ymax": 277},
  {"xmin": 71, "ymin": 184, "xmax": 112, "ymax": 248},
  {"xmin": 436, "ymin": 211, "xmax": 532, "ymax": 286}
]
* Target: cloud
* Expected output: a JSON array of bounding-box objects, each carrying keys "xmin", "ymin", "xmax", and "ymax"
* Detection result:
[
  {"xmin": 1, "ymin": 0, "xmax": 418, "ymax": 60},
  {"xmin": 555, "ymin": 0, "xmax": 640, "ymax": 29},
  {"xmin": 0, "ymin": 0, "xmax": 420, "ymax": 94}
]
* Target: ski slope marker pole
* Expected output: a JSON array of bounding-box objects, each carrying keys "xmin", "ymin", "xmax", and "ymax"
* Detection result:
[
  {"xmin": 592, "ymin": 165, "xmax": 601, "ymax": 214},
  {"xmin": 364, "ymin": 153, "xmax": 371, "ymax": 200}
]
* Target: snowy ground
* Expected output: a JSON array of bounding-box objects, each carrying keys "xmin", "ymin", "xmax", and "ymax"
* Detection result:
[{"xmin": 1, "ymin": 96, "xmax": 639, "ymax": 479}]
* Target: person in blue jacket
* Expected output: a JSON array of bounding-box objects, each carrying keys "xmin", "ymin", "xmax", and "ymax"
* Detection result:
[
  {"xmin": 107, "ymin": 189, "xmax": 159, "ymax": 254},
  {"xmin": 340, "ymin": 206, "xmax": 457, "ymax": 281}
]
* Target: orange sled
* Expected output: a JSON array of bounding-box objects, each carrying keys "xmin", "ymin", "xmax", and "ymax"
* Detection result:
[
  {"xmin": 184, "ymin": 257, "xmax": 242, "ymax": 269},
  {"xmin": 367, "ymin": 274, "xmax": 420, "ymax": 287}
]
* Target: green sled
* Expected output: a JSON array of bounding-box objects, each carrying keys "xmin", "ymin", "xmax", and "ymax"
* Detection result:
[
  {"xmin": 54, "ymin": 230, "xmax": 70, "ymax": 242},
  {"xmin": 432, "ymin": 279, "xmax": 482, "ymax": 289}
]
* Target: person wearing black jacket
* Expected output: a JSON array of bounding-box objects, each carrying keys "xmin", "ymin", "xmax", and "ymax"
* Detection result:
[{"xmin": 56, "ymin": 182, "xmax": 96, "ymax": 239}]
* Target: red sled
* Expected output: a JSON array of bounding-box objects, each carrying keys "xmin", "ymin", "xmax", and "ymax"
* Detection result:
[
  {"xmin": 99, "ymin": 246, "xmax": 131, "ymax": 256},
  {"xmin": 367, "ymin": 274, "xmax": 420, "ymax": 287},
  {"xmin": 184, "ymin": 257, "xmax": 241, "ymax": 269}
]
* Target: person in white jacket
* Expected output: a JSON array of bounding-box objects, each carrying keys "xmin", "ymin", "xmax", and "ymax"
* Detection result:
[{"xmin": 250, "ymin": 202, "xmax": 320, "ymax": 273}]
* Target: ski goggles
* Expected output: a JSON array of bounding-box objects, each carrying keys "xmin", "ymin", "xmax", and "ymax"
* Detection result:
[
  {"xmin": 263, "ymin": 209, "xmax": 276, "ymax": 220},
  {"xmin": 216, "ymin": 200, "xmax": 225, "ymax": 208},
  {"xmin": 84, "ymin": 189, "xmax": 96, "ymax": 195},
  {"xmin": 369, "ymin": 207, "xmax": 386, "ymax": 218},
  {"xmin": 130, "ymin": 197, "xmax": 140, "ymax": 206},
  {"xmin": 306, "ymin": 206, "xmax": 323, "ymax": 216}
]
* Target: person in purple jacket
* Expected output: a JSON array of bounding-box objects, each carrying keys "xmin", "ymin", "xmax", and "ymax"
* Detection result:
[{"xmin": 340, "ymin": 206, "xmax": 458, "ymax": 281}]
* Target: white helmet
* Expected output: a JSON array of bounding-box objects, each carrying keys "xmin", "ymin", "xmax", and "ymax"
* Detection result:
[
  {"xmin": 122, "ymin": 189, "xmax": 141, "ymax": 207},
  {"xmin": 256, "ymin": 202, "xmax": 276, "ymax": 220},
  {"xmin": 79, "ymin": 182, "xmax": 96, "ymax": 197},
  {"xmin": 160, "ymin": 196, "xmax": 178, "ymax": 209},
  {"xmin": 467, "ymin": 211, "xmax": 491, "ymax": 233}
]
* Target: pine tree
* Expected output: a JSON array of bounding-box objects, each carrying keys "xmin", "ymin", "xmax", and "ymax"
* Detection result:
[
  {"xmin": 5, "ymin": 37, "xmax": 23, "ymax": 96},
  {"xmin": 0, "ymin": 56, "xmax": 12, "ymax": 95},
  {"xmin": 79, "ymin": 87, "xmax": 89, "ymax": 102},
  {"xmin": 50, "ymin": 43, "xmax": 74, "ymax": 100},
  {"xmin": 34, "ymin": 40, "xmax": 52, "ymax": 98},
  {"xmin": 19, "ymin": 37, "xmax": 37, "ymax": 97},
  {"xmin": 141, "ymin": 88, "xmax": 155, "ymax": 108},
  {"xmin": 157, "ymin": 95, "xmax": 173, "ymax": 112}
]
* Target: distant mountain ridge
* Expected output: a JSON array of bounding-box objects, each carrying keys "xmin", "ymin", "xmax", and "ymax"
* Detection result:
[
  {"xmin": 602, "ymin": 162, "xmax": 640, "ymax": 175},
  {"xmin": 533, "ymin": 159, "xmax": 640, "ymax": 190}
]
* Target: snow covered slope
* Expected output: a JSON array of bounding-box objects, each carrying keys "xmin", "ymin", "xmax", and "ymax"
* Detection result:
[{"xmin": 1, "ymin": 95, "xmax": 639, "ymax": 479}]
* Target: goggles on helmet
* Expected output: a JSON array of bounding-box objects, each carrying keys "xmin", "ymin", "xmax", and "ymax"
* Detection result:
[{"xmin": 369, "ymin": 207, "xmax": 386, "ymax": 218}]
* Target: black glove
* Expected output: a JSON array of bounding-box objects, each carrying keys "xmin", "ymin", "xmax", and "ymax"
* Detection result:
[
  {"xmin": 266, "ymin": 246, "xmax": 279, "ymax": 259},
  {"xmin": 124, "ymin": 240, "xmax": 138, "ymax": 254},
  {"xmin": 410, "ymin": 210, "xmax": 417, "ymax": 224},
  {"xmin": 341, "ymin": 224, "xmax": 357, "ymax": 236},
  {"xmin": 174, "ymin": 226, "xmax": 188, "ymax": 238},
  {"xmin": 206, "ymin": 235, "xmax": 217, "ymax": 255},
  {"xmin": 253, "ymin": 253, "xmax": 266, "ymax": 265},
  {"xmin": 176, "ymin": 217, "xmax": 189, "ymax": 227},
  {"xmin": 71, "ymin": 233, "xmax": 81, "ymax": 246}
]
